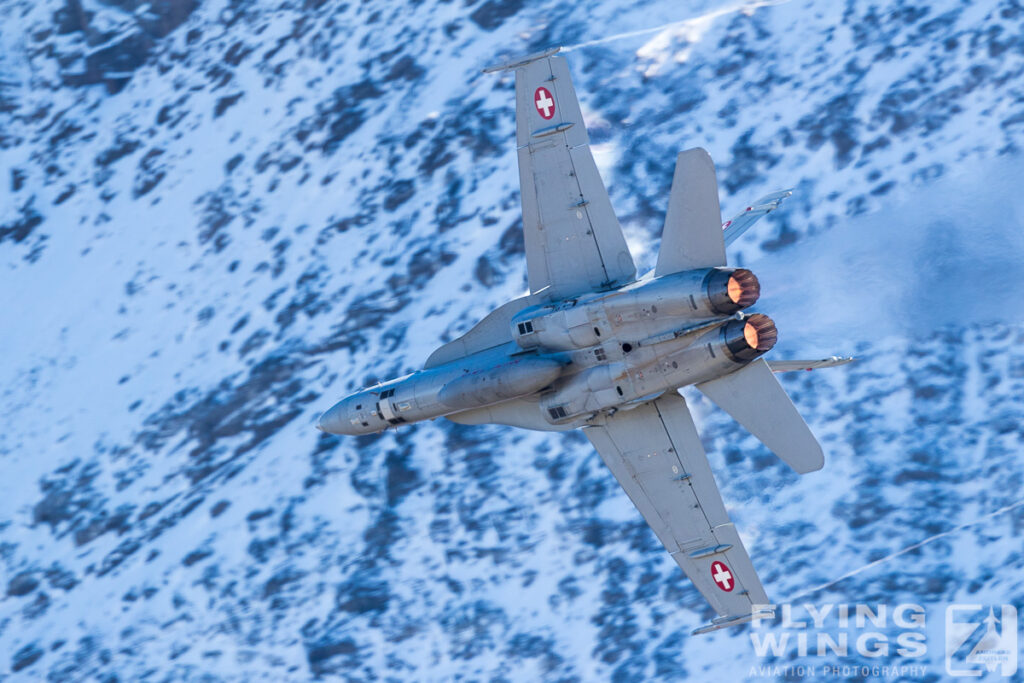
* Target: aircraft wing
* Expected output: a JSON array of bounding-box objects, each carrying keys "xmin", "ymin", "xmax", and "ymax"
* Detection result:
[
  {"xmin": 585, "ymin": 393, "xmax": 773, "ymax": 634},
  {"xmin": 488, "ymin": 50, "xmax": 636, "ymax": 300}
]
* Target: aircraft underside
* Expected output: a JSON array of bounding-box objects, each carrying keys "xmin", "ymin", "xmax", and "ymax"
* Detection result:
[{"xmin": 318, "ymin": 46, "xmax": 851, "ymax": 635}]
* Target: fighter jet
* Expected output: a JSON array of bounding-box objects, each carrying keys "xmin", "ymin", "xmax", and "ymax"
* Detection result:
[{"xmin": 318, "ymin": 47, "xmax": 852, "ymax": 635}]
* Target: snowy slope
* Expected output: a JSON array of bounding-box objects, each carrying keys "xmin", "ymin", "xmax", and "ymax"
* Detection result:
[{"xmin": 2, "ymin": 0, "xmax": 1024, "ymax": 679}]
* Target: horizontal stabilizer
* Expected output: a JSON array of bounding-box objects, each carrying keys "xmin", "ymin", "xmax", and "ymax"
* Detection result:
[
  {"xmin": 722, "ymin": 190, "xmax": 792, "ymax": 247},
  {"xmin": 697, "ymin": 358, "xmax": 824, "ymax": 474},
  {"xmin": 655, "ymin": 148, "xmax": 726, "ymax": 276},
  {"xmin": 769, "ymin": 356, "xmax": 854, "ymax": 373}
]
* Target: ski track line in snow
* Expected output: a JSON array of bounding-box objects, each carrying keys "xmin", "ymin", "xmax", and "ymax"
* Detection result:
[
  {"xmin": 562, "ymin": 0, "xmax": 794, "ymax": 51},
  {"xmin": 783, "ymin": 497, "xmax": 1024, "ymax": 604}
]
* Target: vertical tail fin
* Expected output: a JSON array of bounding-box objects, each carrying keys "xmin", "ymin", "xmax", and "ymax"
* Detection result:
[
  {"xmin": 655, "ymin": 148, "xmax": 727, "ymax": 276},
  {"xmin": 697, "ymin": 358, "xmax": 824, "ymax": 474}
]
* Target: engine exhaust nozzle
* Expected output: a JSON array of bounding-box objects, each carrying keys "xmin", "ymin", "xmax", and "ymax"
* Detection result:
[
  {"xmin": 706, "ymin": 268, "xmax": 760, "ymax": 314},
  {"xmin": 722, "ymin": 313, "xmax": 777, "ymax": 362}
]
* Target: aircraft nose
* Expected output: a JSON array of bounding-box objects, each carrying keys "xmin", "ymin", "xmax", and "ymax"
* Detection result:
[{"xmin": 317, "ymin": 401, "xmax": 349, "ymax": 435}]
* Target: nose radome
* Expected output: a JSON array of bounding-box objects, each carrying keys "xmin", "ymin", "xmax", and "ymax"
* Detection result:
[{"xmin": 317, "ymin": 401, "xmax": 349, "ymax": 435}]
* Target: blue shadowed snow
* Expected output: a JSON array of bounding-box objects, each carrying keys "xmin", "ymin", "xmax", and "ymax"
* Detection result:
[{"xmin": 2, "ymin": 0, "xmax": 1024, "ymax": 680}]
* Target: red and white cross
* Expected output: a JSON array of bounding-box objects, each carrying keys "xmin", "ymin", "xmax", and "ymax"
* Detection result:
[
  {"xmin": 534, "ymin": 87, "xmax": 555, "ymax": 120},
  {"xmin": 711, "ymin": 561, "xmax": 734, "ymax": 592}
]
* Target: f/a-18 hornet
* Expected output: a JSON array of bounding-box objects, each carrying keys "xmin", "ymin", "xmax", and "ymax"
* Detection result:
[{"xmin": 319, "ymin": 47, "xmax": 852, "ymax": 635}]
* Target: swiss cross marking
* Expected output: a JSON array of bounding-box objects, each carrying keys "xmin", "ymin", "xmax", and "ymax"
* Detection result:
[
  {"xmin": 534, "ymin": 87, "xmax": 555, "ymax": 119},
  {"xmin": 711, "ymin": 561, "xmax": 734, "ymax": 592}
]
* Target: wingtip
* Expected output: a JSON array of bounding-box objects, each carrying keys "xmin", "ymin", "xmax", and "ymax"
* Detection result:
[
  {"xmin": 791, "ymin": 441, "xmax": 825, "ymax": 474},
  {"xmin": 794, "ymin": 456, "xmax": 825, "ymax": 475},
  {"xmin": 691, "ymin": 609, "xmax": 775, "ymax": 635},
  {"xmin": 482, "ymin": 46, "xmax": 562, "ymax": 73}
]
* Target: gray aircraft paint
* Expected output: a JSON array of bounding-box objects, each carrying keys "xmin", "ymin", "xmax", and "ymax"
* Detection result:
[{"xmin": 319, "ymin": 48, "xmax": 850, "ymax": 635}]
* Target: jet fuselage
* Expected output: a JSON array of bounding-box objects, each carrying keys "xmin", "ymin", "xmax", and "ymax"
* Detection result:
[
  {"xmin": 314, "ymin": 47, "xmax": 848, "ymax": 632},
  {"xmin": 318, "ymin": 266, "xmax": 775, "ymax": 436}
]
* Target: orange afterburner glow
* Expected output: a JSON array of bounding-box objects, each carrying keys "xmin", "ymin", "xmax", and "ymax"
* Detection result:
[
  {"xmin": 743, "ymin": 314, "xmax": 778, "ymax": 351},
  {"xmin": 744, "ymin": 322, "xmax": 760, "ymax": 348},
  {"xmin": 706, "ymin": 268, "xmax": 762, "ymax": 315},
  {"xmin": 728, "ymin": 277, "xmax": 743, "ymax": 303},
  {"xmin": 727, "ymin": 269, "xmax": 760, "ymax": 308}
]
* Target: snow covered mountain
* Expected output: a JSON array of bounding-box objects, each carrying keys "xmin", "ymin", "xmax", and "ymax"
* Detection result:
[{"xmin": 2, "ymin": 0, "xmax": 1024, "ymax": 679}]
